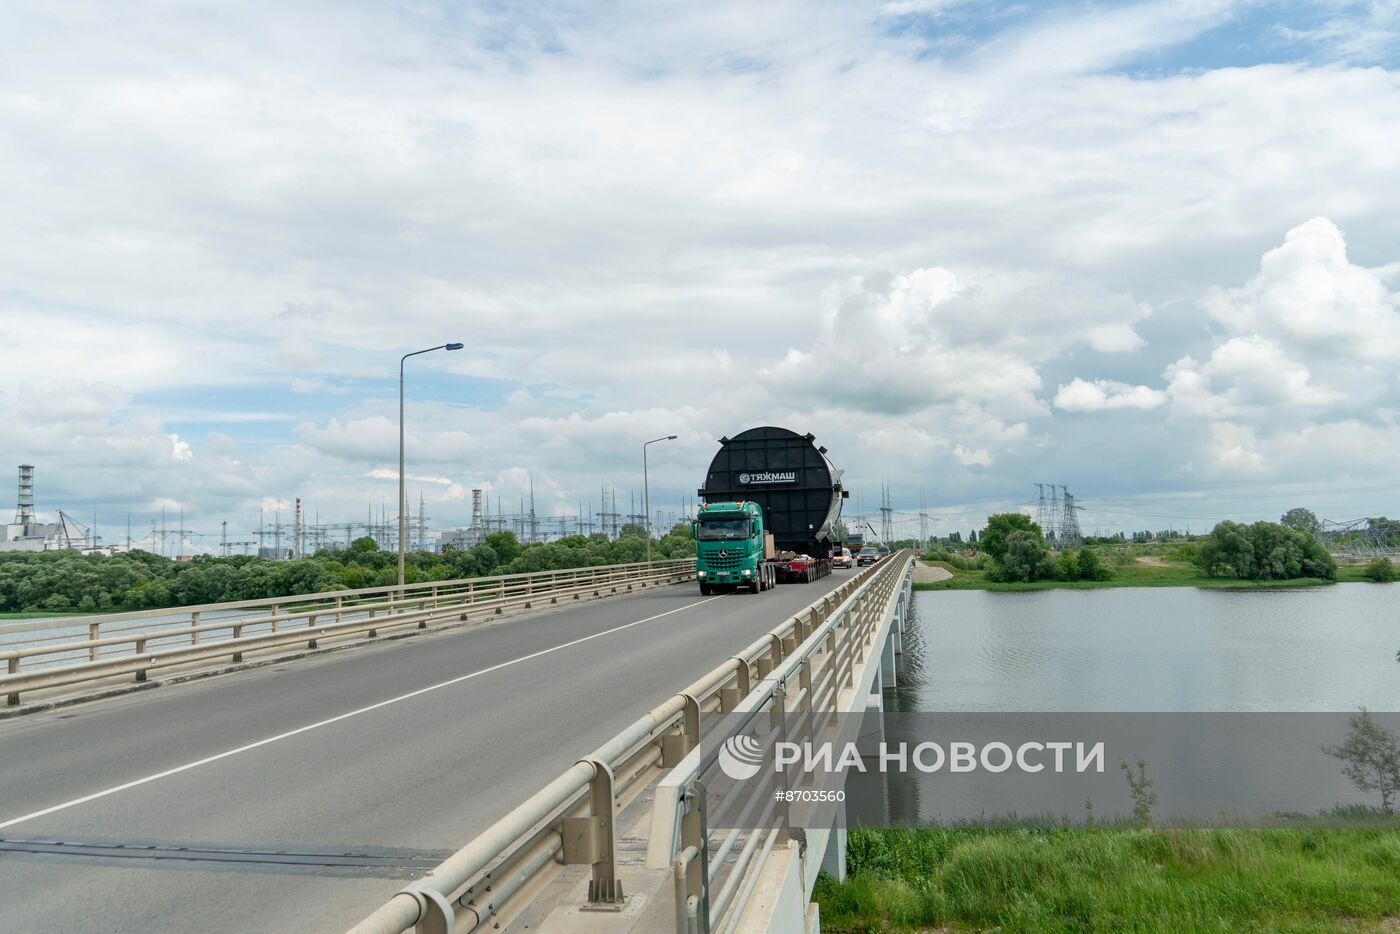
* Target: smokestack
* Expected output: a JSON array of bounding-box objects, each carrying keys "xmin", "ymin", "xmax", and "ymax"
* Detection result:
[
  {"xmin": 471, "ymin": 489, "xmax": 482, "ymax": 530},
  {"xmin": 16, "ymin": 465, "xmax": 34, "ymax": 531}
]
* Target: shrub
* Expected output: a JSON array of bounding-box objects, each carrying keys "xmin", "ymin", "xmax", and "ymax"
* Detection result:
[
  {"xmin": 1197, "ymin": 520, "xmax": 1336, "ymax": 581},
  {"xmin": 1363, "ymin": 557, "xmax": 1395, "ymax": 583},
  {"xmin": 989, "ymin": 530, "xmax": 1055, "ymax": 582},
  {"xmin": 1076, "ymin": 547, "xmax": 1112, "ymax": 581},
  {"xmin": 1053, "ymin": 548, "xmax": 1113, "ymax": 582},
  {"xmin": 979, "ymin": 513, "xmax": 1043, "ymax": 563}
]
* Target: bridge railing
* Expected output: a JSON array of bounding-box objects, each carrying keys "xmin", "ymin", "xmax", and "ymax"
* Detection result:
[
  {"xmin": 345, "ymin": 551, "xmax": 913, "ymax": 934},
  {"xmin": 650, "ymin": 551, "xmax": 913, "ymax": 933},
  {"xmin": 0, "ymin": 558, "xmax": 695, "ymax": 706}
]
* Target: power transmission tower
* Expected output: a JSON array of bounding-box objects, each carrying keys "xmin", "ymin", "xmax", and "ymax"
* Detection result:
[
  {"xmin": 1057, "ymin": 486, "xmax": 1083, "ymax": 547},
  {"xmin": 879, "ymin": 483, "xmax": 894, "ymax": 544},
  {"xmin": 1034, "ymin": 483, "xmax": 1051, "ymax": 535},
  {"xmin": 528, "ymin": 474, "xmax": 539, "ymax": 543},
  {"xmin": 918, "ymin": 487, "xmax": 930, "ymax": 546},
  {"xmin": 164, "ymin": 507, "xmax": 194, "ymax": 560},
  {"xmin": 418, "ymin": 490, "xmax": 429, "ymax": 553}
]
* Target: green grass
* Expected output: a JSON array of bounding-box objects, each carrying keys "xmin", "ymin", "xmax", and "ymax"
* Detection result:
[
  {"xmin": 815, "ymin": 826, "xmax": 1400, "ymax": 932},
  {"xmin": 0, "ymin": 610, "xmax": 103, "ymax": 619},
  {"xmin": 913, "ymin": 558, "xmax": 1378, "ymax": 592}
]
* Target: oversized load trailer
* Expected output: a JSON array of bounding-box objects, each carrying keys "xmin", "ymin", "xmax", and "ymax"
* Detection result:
[{"xmin": 696, "ymin": 426, "xmax": 847, "ymax": 585}]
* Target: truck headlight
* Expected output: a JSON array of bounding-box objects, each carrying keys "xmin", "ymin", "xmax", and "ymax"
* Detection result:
[
  {"xmin": 697, "ymin": 570, "xmax": 706, "ymax": 577},
  {"xmin": 741, "ymin": 568, "xmax": 751, "ymax": 576}
]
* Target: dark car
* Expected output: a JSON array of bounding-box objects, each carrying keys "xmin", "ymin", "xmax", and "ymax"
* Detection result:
[{"xmin": 857, "ymin": 550, "xmax": 879, "ymax": 566}]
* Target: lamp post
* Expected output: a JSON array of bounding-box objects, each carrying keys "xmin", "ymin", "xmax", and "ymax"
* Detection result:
[
  {"xmin": 399, "ymin": 342, "xmax": 464, "ymax": 587},
  {"xmin": 643, "ymin": 434, "xmax": 678, "ymax": 564}
]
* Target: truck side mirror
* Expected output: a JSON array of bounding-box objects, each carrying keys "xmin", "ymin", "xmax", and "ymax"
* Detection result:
[{"xmin": 690, "ymin": 521, "xmax": 697, "ymax": 541}]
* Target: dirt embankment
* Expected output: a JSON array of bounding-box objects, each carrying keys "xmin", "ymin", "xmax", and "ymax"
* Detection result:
[{"xmin": 913, "ymin": 562, "xmax": 953, "ymax": 583}]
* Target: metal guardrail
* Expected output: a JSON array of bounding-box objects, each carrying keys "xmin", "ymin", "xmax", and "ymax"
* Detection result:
[
  {"xmin": 0, "ymin": 559, "xmax": 695, "ymax": 707},
  {"xmin": 650, "ymin": 552, "xmax": 913, "ymax": 933},
  {"xmin": 345, "ymin": 551, "xmax": 913, "ymax": 934}
]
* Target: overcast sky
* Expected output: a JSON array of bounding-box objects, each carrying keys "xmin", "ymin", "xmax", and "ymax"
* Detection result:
[{"xmin": 2, "ymin": 0, "xmax": 1399, "ymax": 548}]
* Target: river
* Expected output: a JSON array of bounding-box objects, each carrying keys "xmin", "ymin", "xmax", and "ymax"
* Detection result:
[
  {"xmin": 855, "ymin": 584, "xmax": 1400, "ymax": 825},
  {"xmin": 893, "ymin": 585, "xmax": 1399, "ymax": 712}
]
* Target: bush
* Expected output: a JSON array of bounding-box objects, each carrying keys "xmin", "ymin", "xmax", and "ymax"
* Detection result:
[
  {"xmin": 1052, "ymin": 547, "xmax": 1113, "ymax": 582},
  {"xmin": 1363, "ymin": 557, "xmax": 1396, "ymax": 583},
  {"xmin": 1076, "ymin": 547, "xmax": 1112, "ymax": 581},
  {"xmin": 1197, "ymin": 520, "xmax": 1336, "ymax": 581},
  {"xmin": 988, "ymin": 530, "xmax": 1055, "ymax": 582},
  {"xmin": 979, "ymin": 513, "xmax": 1043, "ymax": 563}
]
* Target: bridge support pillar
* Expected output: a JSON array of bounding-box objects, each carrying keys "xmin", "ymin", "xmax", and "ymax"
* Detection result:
[
  {"xmin": 820, "ymin": 819, "xmax": 848, "ymax": 883},
  {"xmin": 857, "ymin": 693, "xmax": 884, "ymax": 756},
  {"xmin": 893, "ymin": 589, "xmax": 905, "ymax": 657},
  {"xmin": 880, "ymin": 630, "xmax": 898, "ymax": 690}
]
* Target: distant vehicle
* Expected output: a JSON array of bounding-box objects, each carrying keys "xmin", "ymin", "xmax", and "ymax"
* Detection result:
[
  {"xmin": 857, "ymin": 550, "xmax": 879, "ymax": 566},
  {"xmin": 832, "ymin": 547, "xmax": 854, "ymax": 569}
]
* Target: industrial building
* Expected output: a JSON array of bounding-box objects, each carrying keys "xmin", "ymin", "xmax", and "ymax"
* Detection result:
[{"xmin": 0, "ymin": 465, "xmax": 84, "ymax": 552}]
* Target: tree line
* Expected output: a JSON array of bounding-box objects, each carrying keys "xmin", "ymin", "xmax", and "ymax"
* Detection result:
[
  {"xmin": 0, "ymin": 526, "xmax": 697, "ymax": 614},
  {"xmin": 959, "ymin": 513, "xmax": 1339, "ymax": 584}
]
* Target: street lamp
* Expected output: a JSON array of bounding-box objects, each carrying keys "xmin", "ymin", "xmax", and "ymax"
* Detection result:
[
  {"xmin": 399, "ymin": 342, "xmax": 464, "ymax": 587},
  {"xmin": 643, "ymin": 434, "xmax": 678, "ymax": 564}
]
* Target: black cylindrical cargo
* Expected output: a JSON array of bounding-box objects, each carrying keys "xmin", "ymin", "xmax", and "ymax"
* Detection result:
[{"xmin": 698, "ymin": 426, "xmax": 845, "ymax": 558}]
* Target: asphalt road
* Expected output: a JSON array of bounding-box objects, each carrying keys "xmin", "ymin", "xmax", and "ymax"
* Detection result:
[{"xmin": 0, "ymin": 570, "xmax": 855, "ymax": 933}]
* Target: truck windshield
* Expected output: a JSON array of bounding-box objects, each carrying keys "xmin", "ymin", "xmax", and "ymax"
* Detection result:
[{"xmin": 698, "ymin": 518, "xmax": 749, "ymax": 540}]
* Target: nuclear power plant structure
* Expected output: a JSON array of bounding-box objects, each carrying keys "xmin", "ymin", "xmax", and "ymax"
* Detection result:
[{"xmin": 1, "ymin": 465, "xmax": 70, "ymax": 552}]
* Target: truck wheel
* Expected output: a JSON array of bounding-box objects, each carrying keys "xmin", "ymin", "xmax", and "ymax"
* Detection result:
[
  {"xmin": 700, "ymin": 583, "xmax": 713, "ymax": 596},
  {"xmin": 750, "ymin": 578, "xmax": 761, "ymax": 594}
]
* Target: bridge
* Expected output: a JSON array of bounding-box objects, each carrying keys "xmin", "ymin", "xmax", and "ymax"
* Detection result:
[{"xmin": 0, "ymin": 553, "xmax": 913, "ymax": 932}]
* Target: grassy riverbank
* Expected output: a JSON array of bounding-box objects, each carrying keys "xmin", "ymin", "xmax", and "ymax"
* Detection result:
[
  {"xmin": 914, "ymin": 557, "xmax": 1374, "ymax": 591},
  {"xmin": 0, "ymin": 610, "xmax": 101, "ymax": 620},
  {"xmin": 814, "ymin": 826, "xmax": 1400, "ymax": 932}
]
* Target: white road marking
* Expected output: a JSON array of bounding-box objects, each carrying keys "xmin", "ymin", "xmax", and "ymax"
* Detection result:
[{"xmin": 0, "ymin": 594, "xmax": 723, "ymax": 830}]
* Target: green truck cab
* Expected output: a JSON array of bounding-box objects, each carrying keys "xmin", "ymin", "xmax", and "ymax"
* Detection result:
[{"xmin": 693, "ymin": 501, "xmax": 778, "ymax": 595}]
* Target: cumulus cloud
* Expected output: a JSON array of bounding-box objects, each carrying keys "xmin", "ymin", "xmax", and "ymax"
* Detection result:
[
  {"xmin": 952, "ymin": 445, "xmax": 992, "ymax": 467},
  {"xmin": 1052, "ymin": 216, "xmax": 1398, "ymax": 492},
  {"xmin": 1054, "ymin": 378, "xmax": 1167, "ymax": 411},
  {"xmin": 1202, "ymin": 217, "xmax": 1400, "ymax": 362},
  {"xmin": 760, "ymin": 265, "xmax": 1150, "ymax": 429},
  {"xmin": 3, "ymin": 2, "xmax": 1400, "ymax": 534}
]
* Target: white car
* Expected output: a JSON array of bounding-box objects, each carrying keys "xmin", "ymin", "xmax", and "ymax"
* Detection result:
[{"xmin": 832, "ymin": 548, "xmax": 854, "ymax": 568}]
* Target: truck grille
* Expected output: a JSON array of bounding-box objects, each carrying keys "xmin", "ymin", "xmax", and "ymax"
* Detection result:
[{"xmin": 705, "ymin": 552, "xmax": 741, "ymax": 570}]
